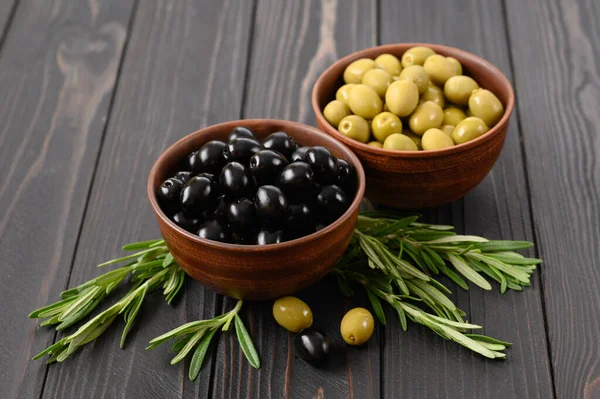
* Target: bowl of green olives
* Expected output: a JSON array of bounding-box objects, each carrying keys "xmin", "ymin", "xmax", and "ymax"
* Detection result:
[
  {"xmin": 148, "ymin": 119, "xmax": 365, "ymax": 300},
  {"xmin": 312, "ymin": 43, "xmax": 514, "ymax": 208}
]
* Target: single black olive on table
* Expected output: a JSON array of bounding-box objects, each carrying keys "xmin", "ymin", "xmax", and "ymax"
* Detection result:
[
  {"xmin": 227, "ymin": 126, "xmax": 256, "ymax": 142},
  {"xmin": 157, "ymin": 177, "xmax": 184, "ymax": 214},
  {"xmin": 316, "ymin": 185, "xmax": 348, "ymax": 222},
  {"xmin": 255, "ymin": 185, "xmax": 289, "ymax": 222},
  {"xmin": 173, "ymin": 171, "xmax": 192, "ymax": 184},
  {"xmin": 249, "ymin": 149, "xmax": 288, "ymax": 186},
  {"xmin": 294, "ymin": 328, "xmax": 331, "ymax": 366},
  {"xmin": 172, "ymin": 211, "xmax": 203, "ymax": 233},
  {"xmin": 256, "ymin": 228, "xmax": 285, "ymax": 245},
  {"xmin": 220, "ymin": 162, "xmax": 253, "ymax": 198},
  {"xmin": 305, "ymin": 146, "xmax": 339, "ymax": 185},
  {"xmin": 189, "ymin": 141, "xmax": 227, "ymax": 174},
  {"xmin": 226, "ymin": 198, "xmax": 258, "ymax": 229},
  {"xmin": 180, "ymin": 175, "xmax": 219, "ymax": 215},
  {"xmin": 278, "ymin": 162, "xmax": 315, "ymax": 195},
  {"xmin": 262, "ymin": 131, "xmax": 296, "ymax": 159},
  {"xmin": 197, "ymin": 219, "xmax": 231, "ymax": 243},
  {"xmin": 290, "ymin": 146, "xmax": 311, "ymax": 162},
  {"xmin": 223, "ymin": 138, "xmax": 263, "ymax": 165}
]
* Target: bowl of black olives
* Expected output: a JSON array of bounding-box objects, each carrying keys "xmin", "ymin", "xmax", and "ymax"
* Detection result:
[{"xmin": 148, "ymin": 119, "xmax": 365, "ymax": 300}]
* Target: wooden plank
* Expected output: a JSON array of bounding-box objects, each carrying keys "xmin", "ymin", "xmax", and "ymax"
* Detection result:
[
  {"xmin": 0, "ymin": 0, "xmax": 135, "ymax": 397},
  {"xmin": 209, "ymin": 1, "xmax": 380, "ymax": 398},
  {"xmin": 39, "ymin": 0, "xmax": 254, "ymax": 397},
  {"xmin": 0, "ymin": 0, "xmax": 17, "ymax": 46},
  {"xmin": 504, "ymin": 0, "xmax": 600, "ymax": 397},
  {"xmin": 379, "ymin": 0, "xmax": 555, "ymax": 397}
]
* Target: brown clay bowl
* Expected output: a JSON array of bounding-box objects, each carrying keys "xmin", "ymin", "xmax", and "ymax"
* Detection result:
[
  {"xmin": 312, "ymin": 43, "xmax": 515, "ymax": 208},
  {"xmin": 147, "ymin": 119, "xmax": 365, "ymax": 301}
]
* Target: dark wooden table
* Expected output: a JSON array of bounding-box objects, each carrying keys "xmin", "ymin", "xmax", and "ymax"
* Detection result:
[{"xmin": 1, "ymin": 0, "xmax": 598, "ymax": 398}]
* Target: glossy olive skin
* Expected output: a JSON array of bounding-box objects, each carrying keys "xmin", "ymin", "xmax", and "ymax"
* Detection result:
[
  {"xmin": 401, "ymin": 46, "xmax": 435, "ymax": 67},
  {"xmin": 157, "ymin": 177, "xmax": 185, "ymax": 214},
  {"xmin": 441, "ymin": 125, "xmax": 455, "ymax": 137},
  {"xmin": 249, "ymin": 149, "xmax": 288, "ymax": 186},
  {"xmin": 452, "ymin": 116, "xmax": 489, "ymax": 144},
  {"xmin": 446, "ymin": 56, "xmax": 463, "ymax": 75},
  {"xmin": 262, "ymin": 131, "xmax": 296, "ymax": 159},
  {"xmin": 335, "ymin": 83, "xmax": 355, "ymax": 105},
  {"xmin": 444, "ymin": 75, "xmax": 479, "ymax": 105},
  {"xmin": 423, "ymin": 54, "xmax": 458, "ymax": 86},
  {"xmin": 371, "ymin": 112, "xmax": 402, "ymax": 143},
  {"xmin": 180, "ymin": 175, "xmax": 219, "ymax": 215},
  {"xmin": 305, "ymin": 146, "xmax": 339, "ymax": 185},
  {"xmin": 256, "ymin": 228, "xmax": 285, "ymax": 245},
  {"xmin": 226, "ymin": 198, "xmax": 258, "ymax": 230},
  {"xmin": 171, "ymin": 211, "xmax": 203, "ymax": 233},
  {"xmin": 383, "ymin": 133, "xmax": 419, "ymax": 151},
  {"xmin": 290, "ymin": 146, "xmax": 311, "ymax": 162},
  {"xmin": 288, "ymin": 203, "xmax": 312, "ymax": 225},
  {"xmin": 227, "ymin": 126, "xmax": 256, "ymax": 142},
  {"xmin": 338, "ymin": 115, "xmax": 370, "ymax": 143},
  {"xmin": 323, "ymin": 100, "xmax": 351, "ymax": 128},
  {"xmin": 173, "ymin": 171, "xmax": 192, "ymax": 184},
  {"xmin": 420, "ymin": 82, "xmax": 445, "ymax": 108},
  {"xmin": 340, "ymin": 307, "xmax": 375, "ymax": 346},
  {"xmin": 367, "ymin": 141, "xmax": 383, "ymax": 148},
  {"xmin": 273, "ymin": 296, "xmax": 313, "ymax": 333},
  {"xmin": 385, "ymin": 80, "xmax": 419, "ymax": 117},
  {"xmin": 255, "ymin": 185, "xmax": 289, "ymax": 222},
  {"xmin": 336, "ymin": 159, "xmax": 355, "ymax": 192},
  {"xmin": 421, "ymin": 128, "xmax": 455, "ymax": 150},
  {"xmin": 343, "ymin": 58, "xmax": 375, "ymax": 84},
  {"xmin": 219, "ymin": 162, "xmax": 253, "ymax": 198},
  {"xmin": 278, "ymin": 162, "xmax": 315, "ymax": 194},
  {"xmin": 403, "ymin": 130, "xmax": 423, "ymax": 149},
  {"xmin": 468, "ymin": 89, "xmax": 504, "ymax": 127},
  {"xmin": 408, "ymin": 101, "xmax": 444, "ymax": 135},
  {"xmin": 361, "ymin": 68, "xmax": 392, "ymax": 98},
  {"xmin": 197, "ymin": 219, "xmax": 231, "ymax": 242},
  {"xmin": 223, "ymin": 138, "xmax": 263, "ymax": 164},
  {"xmin": 443, "ymin": 107, "xmax": 467, "ymax": 126},
  {"xmin": 189, "ymin": 140, "xmax": 227, "ymax": 174},
  {"xmin": 374, "ymin": 53, "xmax": 402, "ymax": 76},
  {"xmin": 316, "ymin": 185, "xmax": 348, "ymax": 222},
  {"xmin": 210, "ymin": 194, "xmax": 230, "ymax": 219},
  {"xmin": 295, "ymin": 328, "xmax": 331, "ymax": 366},
  {"xmin": 347, "ymin": 84, "xmax": 383, "ymax": 119},
  {"xmin": 399, "ymin": 65, "xmax": 429, "ymax": 94}
]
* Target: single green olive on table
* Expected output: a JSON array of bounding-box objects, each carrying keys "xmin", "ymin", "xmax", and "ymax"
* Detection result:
[{"xmin": 324, "ymin": 46, "xmax": 505, "ymax": 150}]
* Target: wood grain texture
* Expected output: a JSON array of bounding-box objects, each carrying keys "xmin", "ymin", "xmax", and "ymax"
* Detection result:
[
  {"xmin": 210, "ymin": 1, "xmax": 380, "ymax": 398},
  {"xmin": 505, "ymin": 0, "xmax": 600, "ymax": 397},
  {"xmin": 0, "ymin": 0, "xmax": 135, "ymax": 397},
  {"xmin": 40, "ymin": 0, "xmax": 253, "ymax": 398},
  {"xmin": 379, "ymin": 0, "xmax": 554, "ymax": 397},
  {"xmin": 0, "ymin": 0, "xmax": 18, "ymax": 46}
]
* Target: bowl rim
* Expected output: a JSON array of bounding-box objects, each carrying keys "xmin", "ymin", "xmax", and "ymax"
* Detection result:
[
  {"xmin": 312, "ymin": 43, "xmax": 515, "ymax": 158},
  {"xmin": 147, "ymin": 119, "xmax": 366, "ymax": 252}
]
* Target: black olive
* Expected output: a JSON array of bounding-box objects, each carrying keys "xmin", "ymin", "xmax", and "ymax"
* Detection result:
[
  {"xmin": 189, "ymin": 141, "xmax": 227, "ymax": 174},
  {"xmin": 187, "ymin": 151, "xmax": 201, "ymax": 173},
  {"xmin": 173, "ymin": 171, "xmax": 193, "ymax": 184},
  {"xmin": 171, "ymin": 211, "xmax": 203, "ymax": 233},
  {"xmin": 157, "ymin": 177, "xmax": 185, "ymax": 215},
  {"xmin": 219, "ymin": 162, "xmax": 254, "ymax": 198},
  {"xmin": 228, "ymin": 126, "xmax": 256, "ymax": 142},
  {"xmin": 290, "ymin": 146, "xmax": 311, "ymax": 162},
  {"xmin": 197, "ymin": 219, "xmax": 231, "ymax": 243},
  {"xmin": 278, "ymin": 162, "xmax": 315, "ymax": 195},
  {"xmin": 180, "ymin": 176, "xmax": 219, "ymax": 215},
  {"xmin": 223, "ymin": 138, "xmax": 263, "ymax": 165},
  {"xmin": 254, "ymin": 185, "xmax": 289, "ymax": 222},
  {"xmin": 210, "ymin": 194, "xmax": 230, "ymax": 219},
  {"xmin": 256, "ymin": 228, "xmax": 285, "ymax": 245},
  {"xmin": 249, "ymin": 149, "xmax": 289, "ymax": 186},
  {"xmin": 262, "ymin": 131, "xmax": 295, "ymax": 159},
  {"xmin": 305, "ymin": 146, "xmax": 339, "ymax": 185},
  {"xmin": 226, "ymin": 198, "xmax": 258, "ymax": 229},
  {"xmin": 316, "ymin": 185, "xmax": 348, "ymax": 222},
  {"xmin": 315, "ymin": 223, "xmax": 328, "ymax": 232},
  {"xmin": 336, "ymin": 158, "xmax": 356, "ymax": 196},
  {"xmin": 295, "ymin": 328, "xmax": 331, "ymax": 366},
  {"xmin": 288, "ymin": 203, "xmax": 312, "ymax": 225},
  {"xmin": 196, "ymin": 172, "xmax": 217, "ymax": 184}
]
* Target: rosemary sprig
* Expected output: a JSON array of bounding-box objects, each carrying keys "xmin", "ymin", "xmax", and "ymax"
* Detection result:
[
  {"xmin": 147, "ymin": 299, "xmax": 260, "ymax": 381},
  {"xmin": 30, "ymin": 239, "xmax": 186, "ymax": 362}
]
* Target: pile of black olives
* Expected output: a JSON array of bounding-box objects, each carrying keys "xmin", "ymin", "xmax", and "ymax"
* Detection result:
[{"xmin": 157, "ymin": 127, "xmax": 356, "ymax": 245}]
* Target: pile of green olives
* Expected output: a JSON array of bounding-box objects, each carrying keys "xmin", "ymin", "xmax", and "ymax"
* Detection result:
[
  {"xmin": 157, "ymin": 127, "xmax": 357, "ymax": 244},
  {"xmin": 322, "ymin": 46, "xmax": 505, "ymax": 151}
]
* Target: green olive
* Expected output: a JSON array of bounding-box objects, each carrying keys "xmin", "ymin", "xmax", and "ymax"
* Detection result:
[
  {"xmin": 403, "ymin": 129, "xmax": 422, "ymax": 149},
  {"xmin": 466, "ymin": 108, "xmax": 474, "ymax": 117},
  {"xmin": 423, "ymin": 54, "xmax": 458, "ymax": 86},
  {"xmin": 446, "ymin": 57, "xmax": 463, "ymax": 75},
  {"xmin": 441, "ymin": 125, "xmax": 455, "ymax": 137},
  {"xmin": 383, "ymin": 102, "xmax": 390, "ymax": 112},
  {"xmin": 383, "ymin": 133, "xmax": 419, "ymax": 151},
  {"xmin": 401, "ymin": 46, "xmax": 436, "ymax": 68},
  {"xmin": 452, "ymin": 116, "xmax": 489, "ymax": 144},
  {"xmin": 273, "ymin": 296, "xmax": 313, "ymax": 333},
  {"xmin": 420, "ymin": 82, "xmax": 445, "ymax": 108},
  {"xmin": 340, "ymin": 307, "xmax": 375, "ymax": 346},
  {"xmin": 348, "ymin": 84, "xmax": 383, "ymax": 119},
  {"xmin": 323, "ymin": 100, "xmax": 351, "ymax": 128},
  {"xmin": 343, "ymin": 58, "xmax": 375, "ymax": 84},
  {"xmin": 374, "ymin": 53, "xmax": 402, "ymax": 76},
  {"xmin": 408, "ymin": 101, "xmax": 444, "ymax": 135},
  {"xmin": 385, "ymin": 80, "xmax": 419, "ymax": 117},
  {"xmin": 468, "ymin": 89, "xmax": 504, "ymax": 127},
  {"xmin": 336, "ymin": 84, "xmax": 355, "ymax": 105},
  {"xmin": 422, "ymin": 128, "xmax": 455, "ymax": 150},
  {"xmin": 368, "ymin": 141, "xmax": 383, "ymax": 148},
  {"xmin": 443, "ymin": 106, "xmax": 467, "ymax": 126},
  {"xmin": 338, "ymin": 115, "xmax": 370, "ymax": 143},
  {"xmin": 371, "ymin": 112, "xmax": 402, "ymax": 143},
  {"xmin": 444, "ymin": 76, "xmax": 479, "ymax": 105},
  {"xmin": 399, "ymin": 65, "xmax": 429, "ymax": 94},
  {"xmin": 362, "ymin": 68, "xmax": 392, "ymax": 98}
]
